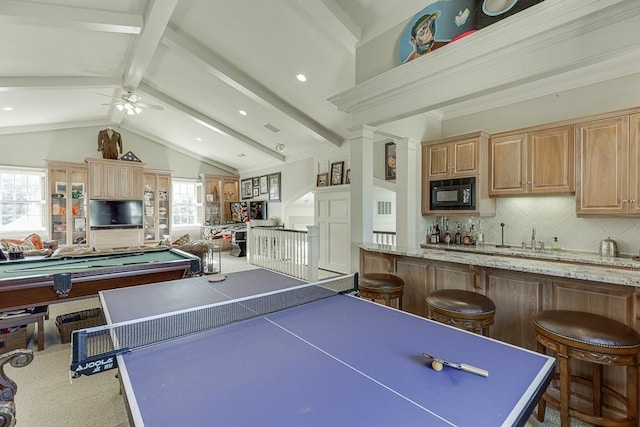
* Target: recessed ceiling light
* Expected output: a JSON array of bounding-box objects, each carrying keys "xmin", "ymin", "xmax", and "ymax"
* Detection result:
[
  {"xmin": 196, "ymin": 137, "xmax": 202, "ymax": 142},
  {"xmin": 239, "ymin": 110, "xmax": 247, "ymax": 116},
  {"xmin": 2, "ymin": 107, "xmax": 13, "ymax": 111},
  {"xmin": 296, "ymin": 74, "xmax": 307, "ymax": 82}
]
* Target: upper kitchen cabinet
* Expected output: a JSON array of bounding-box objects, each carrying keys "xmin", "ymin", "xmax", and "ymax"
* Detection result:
[
  {"xmin": 576, "ymin": 113, "xmax": 640, "ymax": 216},
  {"xmin": 424, "ymin": 132, "xmax": 486, "ymax": 180},
  {"xmin": 86, "ymin": 158, "xmax": 145, "ymax": 200},
  {"xmin": 421, "ymin": 131, "xmax": 495, "ymax": 217},
  {"xmin": 489, "ymin": 126, "xmax": 574, "ymax": 196}
]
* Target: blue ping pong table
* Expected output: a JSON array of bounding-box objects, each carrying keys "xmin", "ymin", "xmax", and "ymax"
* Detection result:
[{"xmin": 98, "ymin": 269, "xmax": 555, "ymax": 426}]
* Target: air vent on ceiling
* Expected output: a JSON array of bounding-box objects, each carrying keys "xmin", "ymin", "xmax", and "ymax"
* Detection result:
[{"xmin": 264, "ymin": 123, "xmax": 280, "ymax": 133}]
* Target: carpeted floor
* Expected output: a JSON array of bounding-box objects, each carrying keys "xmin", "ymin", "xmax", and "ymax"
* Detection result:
[
  {"xmin": 7, "ymin": 298, "xmax": 129, "ymax": 427},
  {"xmin": 3, "ymin": 254, "xmax": 591, "ymax": 426}
]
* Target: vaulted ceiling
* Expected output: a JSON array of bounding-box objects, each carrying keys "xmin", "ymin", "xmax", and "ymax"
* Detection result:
[
  {"xmin": 0, "ymin": 0, "xmax": 408, "ymax": 174},
  {"xmin": 1, "ymin": 0, "xmax": 638, "ymax": 176}
]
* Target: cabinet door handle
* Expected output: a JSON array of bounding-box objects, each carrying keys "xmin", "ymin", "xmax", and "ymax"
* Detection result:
[
  {"xmin": 623, "ymin": 199, "xmax": 628, "ymax": 203},
  {"xmin": 631, "ymin": 200, "xmax": 637, "ymax": 203}
]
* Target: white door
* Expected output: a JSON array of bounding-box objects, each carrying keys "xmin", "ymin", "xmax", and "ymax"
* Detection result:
[{"xmin": 315, "ymin": 190, "xmax": 350, "ymax": 273}]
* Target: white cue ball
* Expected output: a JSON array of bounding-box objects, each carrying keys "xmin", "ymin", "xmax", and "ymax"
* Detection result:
[{"xmin": 431, "ymin": 360, "xmax": 444, "ymax": 372}]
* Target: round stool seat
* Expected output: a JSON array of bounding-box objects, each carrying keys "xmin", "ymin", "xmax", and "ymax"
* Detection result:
[
  {"xmin": 426, "ymin": 289, "xmax": 495, "ymax": 336},
  {"xmin": 533, "ymin": 310, "xmax": 640, "ymax": 427},
  {"xmin": 359, "ymin": 273, "xmax": 404, "ymax": 309},
  {"xmin": 534, "ymin": 310, "xmax": 640, "ymax": 349}
]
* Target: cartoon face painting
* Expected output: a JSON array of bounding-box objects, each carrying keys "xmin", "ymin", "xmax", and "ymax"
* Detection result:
[{"xmin": 411, "ymin": 12, "xmax": 439, "ymax": 56}]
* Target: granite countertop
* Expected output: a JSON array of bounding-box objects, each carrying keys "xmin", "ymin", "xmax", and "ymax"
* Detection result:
[{"xmin": 357, "ymin": 242, "xmax": 640, "ymax": 288}]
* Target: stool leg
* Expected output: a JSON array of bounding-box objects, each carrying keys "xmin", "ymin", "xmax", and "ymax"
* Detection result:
[
  {"xmin": 628, "ymin": 364, "xmax": 639, "ymax": 425},
  {"xmin": 592, "ymin": 364, "xmax": 602, "ymax": 417},
  {"xmin": 558, "ymin": 353, "xmax": 570, "ymax": 427},
  {"xmin": 398, "ymin": 296, "xmax": 403, "ymax": 310}
]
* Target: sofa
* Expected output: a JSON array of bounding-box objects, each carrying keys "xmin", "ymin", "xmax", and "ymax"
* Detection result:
[{"xmin": 0, "ymin": 234, "xmax": 58, "ymax": 258}]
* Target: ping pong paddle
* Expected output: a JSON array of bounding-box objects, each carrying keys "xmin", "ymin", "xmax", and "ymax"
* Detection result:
[
  {"xmin": 207, "ymin": 275, "xmax": 227, "ymax": 282},
  {"xmin": 422, "ymin": 352, "xmax": 489, "ymax": 377}
]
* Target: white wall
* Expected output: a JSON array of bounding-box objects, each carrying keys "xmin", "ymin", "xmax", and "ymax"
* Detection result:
[
  {"xmin": 0, "ymin": 125, "xmax": 231, "ymax": 178},
  {"xmin": 442, "ymin": 73, "xmax": 640, "ymax": 137}
]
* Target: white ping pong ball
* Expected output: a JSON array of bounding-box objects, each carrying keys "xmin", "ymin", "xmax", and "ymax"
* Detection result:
[{"xmin": 431, "ymin": 360, "xmax": 443, "ymax": 372}]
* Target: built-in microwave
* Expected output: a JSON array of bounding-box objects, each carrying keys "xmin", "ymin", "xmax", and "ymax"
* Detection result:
[{"xmin": 429, "ymin": 177, "xmax": 476, "ymax": 210}]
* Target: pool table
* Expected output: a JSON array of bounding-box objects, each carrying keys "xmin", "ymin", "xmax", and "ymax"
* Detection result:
[{"xmin": 0, "ymin": 248, "xmax": 200, "ymax": 312}]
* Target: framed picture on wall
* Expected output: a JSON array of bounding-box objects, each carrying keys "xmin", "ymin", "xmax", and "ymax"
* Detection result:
[
  {"xmin": 241, "ymin": 179, "xmax": 253, "ymax": 199},
  {"xmin": 253, "ymin": 187, "xmax": 259, "ymax": 197},
  {"xmin": 317, "ymin": 173, "xmax": 328, "ymax": 187},
  {"xmin": 345, "ymin": 169, "xmax": 351, "ymax": 184},
  {"xmin": 330, "ymin": 161, "xmax": 344, "ymax": 185},
  {"xmin": 268, "ymin": 172, "xmax": 281, "ymax": 202},
  {"xmin": 259, "ymin": 175, "xmax": 268, "ymax": 194},
  {"xmin": 385, "ymin": 142, "xmax": 396, "ymax": 181}
]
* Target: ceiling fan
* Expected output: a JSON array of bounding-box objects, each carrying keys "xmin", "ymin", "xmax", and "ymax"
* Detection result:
[{"xmin": 99, "ymin": 91, "xmax": 164, "ymax": 115}]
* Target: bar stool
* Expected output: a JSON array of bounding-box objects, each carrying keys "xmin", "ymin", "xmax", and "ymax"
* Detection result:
[
  {"xmin": 358, "ymin": 273, "xmax": 404, "ymax": 309},
  {"xmin": 426, "ymin": 289, "xmax": 495, "ymax": 336},
  {"xmin": 533, "ymin": 310, "xmax": 640, "ymax": 427}
]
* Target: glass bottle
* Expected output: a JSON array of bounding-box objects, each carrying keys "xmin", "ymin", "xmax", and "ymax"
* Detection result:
[
  {"xmin": 454, "ymin": 223, "xmax": 462, "ymax": 245},
  {"xmin": 444, "ymin": 221, "xmax": 451, "ymax": 244},
  {"xmin": 476, "ymin": 221, "xmax": 485, "ymax": 248}
]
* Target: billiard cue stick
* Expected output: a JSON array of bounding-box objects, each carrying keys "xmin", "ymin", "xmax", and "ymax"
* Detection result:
[
  {"xmin": 5, "ymin": 260, "xmax": 153, "ymax": 273},
  {"xmin": 6, "ymin": 252, "xmax": 146, "ymax": 272}
]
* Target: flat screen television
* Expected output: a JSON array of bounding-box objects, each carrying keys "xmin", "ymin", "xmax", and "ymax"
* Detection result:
[
  {"xmin": 249, "ymin": 201, "xmax": 267, "ymax": 220},
  {"xmin": 229, "ymin": 201, "xmax": 268, "ymax": 222},
  {"xmin": 89, "ymin": 199, "xmax": 143, "ymax": 229}
]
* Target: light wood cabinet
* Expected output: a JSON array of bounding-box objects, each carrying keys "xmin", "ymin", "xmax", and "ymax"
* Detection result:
[
  {"xmin": 421, "ymin": 131, "xmax": 495, "ymax": 216},
  {"xmin": 424, "ymin": 133, "xmax": 483, "ymax": 179},
  {"xmin": 86, "ymin": 157, "xmax": 145, "ymax": 200},
  {"xmin": 489, "ymin": 125, "xmax": 574, "ymax": 196},
  {"xmin": 575, "ymin": 114, "xmax": 640, "ymax": 215},
  {"xmin": 143, "ymin": 170, "xmax": 171, "ymax": 242},
  {"xmin": 203, "ymin": 175, "xmax": 239, "ymax": 225},
  {"xmin": 47, "ymin": 161, "xmax": 88, "ymax": 246}
]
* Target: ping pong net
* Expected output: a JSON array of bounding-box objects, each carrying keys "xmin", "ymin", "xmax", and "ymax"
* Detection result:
[{"xmin": 70, "ymin": 273, "xmax": 358, "ymax": 377}]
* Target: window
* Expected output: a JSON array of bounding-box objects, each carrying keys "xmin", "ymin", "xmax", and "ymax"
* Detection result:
[
  {"xmin": 376, "ymin": 200, "xmax": 392, "ymax": 215},
  {"xmin": 0, "ymin": 167, "xmax": 46, "ymax": 233},
  {"xmin": 172, "ymin": 179, "xmax": 203, "ymax": 226}
]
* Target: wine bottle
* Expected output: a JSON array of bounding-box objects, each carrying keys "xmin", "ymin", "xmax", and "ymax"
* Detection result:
[{"xmin": 454, "ymin": 223, "xmax": 462, "ymax": 245}]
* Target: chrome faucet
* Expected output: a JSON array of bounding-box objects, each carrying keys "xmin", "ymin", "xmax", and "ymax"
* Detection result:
[{"xmin": 530, "ymin": 227, "xmax": 536, "ymax": 251}]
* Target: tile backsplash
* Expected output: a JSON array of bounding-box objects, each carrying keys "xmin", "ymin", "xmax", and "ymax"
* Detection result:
[{"xmin": 431, "ymin": 196, "xmax": 640, "ymax": 256}]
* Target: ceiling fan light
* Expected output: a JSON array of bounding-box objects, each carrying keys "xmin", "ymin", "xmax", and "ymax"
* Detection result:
[
  {"xmin": 134, "ymin": 106, "xmax": 142, "ymax": 114},
  {"xmin": 126, "ymin": 108, "xmax": 135, "ymax": 115},
  {"xmin": 116, "ymin": 104, "xmax": 124, "ymax": 112},
  {"xmin": 124, "ymin": 103, "xmax": 133, "ymax": 110}
]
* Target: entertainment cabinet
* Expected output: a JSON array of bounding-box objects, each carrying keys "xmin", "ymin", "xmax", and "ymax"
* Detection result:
[{"xmin": 47, "ymin": 159, "xmax": 172, "ymax": 249}]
